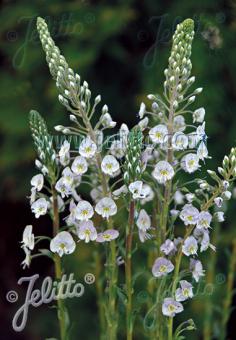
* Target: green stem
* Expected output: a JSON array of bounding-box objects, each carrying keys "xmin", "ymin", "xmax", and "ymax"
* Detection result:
[
  {"xmin": 168, "ymin": 318, "xmax": 173, "ymax": 340},
  {"xmin": 81, "ymin": 111, "xmax": 118, "ymax": 339},
  {"xmin": 125, "ymin": 200, "xmax": 135, "ymax": 340},
  {"xmin": 220, "ymin": 238, "xmax": 236, "ymax": 340},
  {"xmin": 203, "ymin": 223, "xmax": 219, "ymax": 340},
  {"xmin": 167, "ymin": 226, "xmax": 194, "ymax": 339},
  {"xmin": 107, "ymin": 240, "xmax": 118, "ymax": 339},
  {"xmin": 52, "ymin": 185, "xmax": 66, "ymax": 340},
  {"xmin": 94, "ymin": 248, "xmax": 106, "ymax": 339}
]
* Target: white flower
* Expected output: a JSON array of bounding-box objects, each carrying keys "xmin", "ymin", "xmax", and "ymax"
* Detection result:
[
  {"xmin": 101, "ymin": 155, "xmax": 120, "ymax": 176},
  {"xmin": 153, "ymin": 161, "xmax": 174, "ymax": 184},
  {"xmin": 152, "ymin": 257, "xmax": 174, "ymax": 277},
  {"xmin": 174, "ymin": 190, "xmax": 184, "ymax": 205},
  {"xmin": 138, "ymin": 117, "xmax": 149, "ymax": 130},
  {"xmin": 77, "ymin": 220, "xmax": 97, "ymax": 243},
  {"xmin": 101, "ymin": 113, "xmax": 116, "ymax": 128},
  {"xmin": 173, "ymin": 115, "xmax": 186, "ymax": 132},
  {"xmin": 59, "ymin": 140, "xmax": 70, "ymax": 158},
  {"xmin": 149, "ymin": 124, "xmax": 168, "ymax": 144},
  {"xmin": 79, "ymin": 137, "xmax": 97, "ymax": 158},
  {"xmin": 138, "ymin": 229, "xmax": 152, "ymax": 243},
  {"xmin": 55, "ymin": 177, "xmax": 72, "ymax": 198},
  {"xmin": 31, "ymin": 174, "xmax": 44, "ymax": 191},
  {"xmin": 59, "ymin": 140, "xmax": 70, "ymax": 166},
  {"xmin": 196, "ymin": 122, "xmax": 206, "ymax": 142},
  {"xmin": 66, "ymin": 200, "xmax": 77, "ymax": 225},
  {"xmin": 181, "ymin": 153, "xmax": 200, "ymax": 173},
  {"xmin": 180, "ymin": 204, "xmax": 199, "ymax": 226},
  {"xmin": 172, "ymin": 132, "xmax": 188, "ymax": 150},
  {"xmin": 136, "ymin": 209, "xmax": 151, "ymax": 231},
  {"xmin": 160, "ymin": 239, "xmax": 177, "ymax": 255},
  {"xmin": 196, "ymin": 211, "xmax": 212, "ymax": 229},
  {"xmin": 21, "ymin": 225, "xmax": 34, "ymax": 250},
  {"xmin": 138, "ymin": 102, "xmax": 146, "ymax": 119},
  {"xmin": 140, "ymin": 185, "xmax": 154, "ymax": 205},
  {"xmin": 175, "ymin": 280, "xmax": 193, "ymax": 302},
  {"xmin": 30, "ymin": 188, "xmax": 37, "ymax": 204},
  {"xmin": 112, "ymin": 185, "xmax": 128, "ymax": 199},
  {"xmin": 119, "ymin": 123, "xmax": 129, "ymax": 147},
  {"xmin": 185, "ymin": 193, "xmax": 195, "ymax": 203},
  {"xmin": 62, "ymin": 167, "xmax": 75, "ymax": 187},
  {"xmin": 182, "ymin": 236, "xmax": 198, "ymax": 256},
  {"xmin": 110, "ymin": 140, "xmax": 125, "ymax": 159},
  {"xmin": 31, "ymin": 198, "xmax": 49, "ymax": 218},
  {"xmin": 129, "ymin": 181, "xmax": 149, "ymax": 199},
  {"xmin": 193, "ymin": 108, "xmax": 205, "ymax": 123},
  {"xmin": 193, "ymin": 228, "xmax": 215, "ymax": 252},
  {"xmin": 190, "ymin": 259, "xmax": 205, "ymax": 282},
  {"xmin": 188, "ymin": 132, "xmax": 199, "ymax": 148},
  {"xmin": 21, "ymin": 247, "xmax": 31, "ymax": 269},
  {"xmin": 50, "ymin": 231, "xmax": 76, "ymax": 257},
  {"xmin": 197, "ymin": 141, "xmax": 208, "ymax": 160},
  {"xmin": 95, "ymin": 197, "xmax": 117, "ymax": 219},
  {"xmin": 75, "ymin": 200, "xmax": 94, "ymax": 221},
  {"xmin": 162, "ymin": 298, "xmax": 183, "ymax": 317},
  {"xmin": 96, "ymin": 229, "xmax": 119, "ymax": 242},
  {"xmin": 71, "ymin": 156, "xmax": 88, "ymax": 175}
]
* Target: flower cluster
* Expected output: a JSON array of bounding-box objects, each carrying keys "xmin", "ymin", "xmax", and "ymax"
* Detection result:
[{"xmin": 20, "ymin": 16, "xmax": 236, "ymax": 340}]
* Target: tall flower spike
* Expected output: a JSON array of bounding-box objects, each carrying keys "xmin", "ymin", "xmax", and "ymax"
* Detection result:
[
  {"xmin": 164, "ymin": 19, "xmax": 195, "ymax": 100},
  {"xmin": 37, "ymin": 17, "xmax": 101, "ymax": 120},
  {"xmin": 123, "ymin": 127, "xmax": 143, "ymax": 184},
  {"xmin": 29, "ymin": 110, "xmax": 57, "ymax": 181}
]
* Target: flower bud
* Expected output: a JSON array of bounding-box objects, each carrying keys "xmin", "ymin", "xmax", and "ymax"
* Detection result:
[
  {"xmin": 214, "ymin": 211, "xmax": 225, "ymax": 222},
  {"xmin": 194, "ymin": 87, "xmax": 203, "ymax": 94},
  {"xmin": 214, "ymin": 197, "xmax": 223, "ymax": 208},
  {"xmin": 147, "ymin": 94, "xmax": 156, "ymax": 100},
  {"xmin": 188, "ymin": 96, "xmax": 196, "ymax": 103},
  {"xmin": 54, "ymin": 125, "xmax": 64, "ymax": 131},
  {"xmin": 95, "ymin": 95, "xmax": 101, "ymax": 104},
  {"xmin": 70, "ymin": 115, "xmax": 77, "ymax": 122},
  {"xmin": 222, "ymin": 191, "xmax": 232, "ymax": 200}
]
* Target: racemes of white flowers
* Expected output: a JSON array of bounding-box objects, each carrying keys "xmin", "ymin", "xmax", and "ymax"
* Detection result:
[
  {"xmin": 152, "ymin": 257, "xmax": 174, "ymax": 277},
  {"xmin": 50, "ymin": 231, "xmax": 76, "ymax": 257},
  {"xmin": 59, "ymin": 140, "xmax": 70, "ymax": 166},
  {"xmin": 101, "ymin": 155, "xmax": 120, "ymax": 176},
  {"xmin": 175, "ymin": 280, "xmax": 194, "ymax": 302},
  {"xmin": 95, "ymin": 197, "xmax": 117, "ymax": 219},
  {"xmin": 96, "ymin": 229, "xmax": 119, "ymax": 243},
  {"xmin": 21, "ymin": 225, "xmax": 35, "ymax": 250},
  {"xmin": 162, "ymin": 298, "xmax": 183, "ymax": 317},
  {"xmin": 75, "ymin": 200, "xmax": 94, "ymax": 221},
  {"xmin": 136, "ymin": 209, "xmax": 151, "ymax": 231},
  {"xmin": 128, "ymin": 181, "xmax": 150, "ymax": 199},
  {"xmin": 79, "ymin": 137, "xmax": 97, "ymax": 158},
  {"xmin": 31, "ymin": 174, "xmax": 44, "ymax": 191},
  {"xmin": 71, "ymin": 156, "xmax": 88, "ymax": 175},
  {"xmin": 31, "ymin": 197, "xmax": 49, "ymax": 218},
  {"xmin": 77, "ymin": 220, "xmax": 97, "ymax": 243},
  {"xmin": 153, "ymin": 161, "xmax": 175, "ymax": 184},
  {"xmin": 149, "ymin": 124, "xmax": 168, "ymax": 144},
  {"xmin": 21, "ymin": 225, "xmax": 35, "ymax": 269},
  {"xmin": 20, "ymin": 16, "xmax": 236, "ymax": 339}
]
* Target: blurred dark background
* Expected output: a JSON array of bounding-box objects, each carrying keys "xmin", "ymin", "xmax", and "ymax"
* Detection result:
[{"xmin": 1, "ymin": 0, "xmax": 236, "ymax": 339}]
